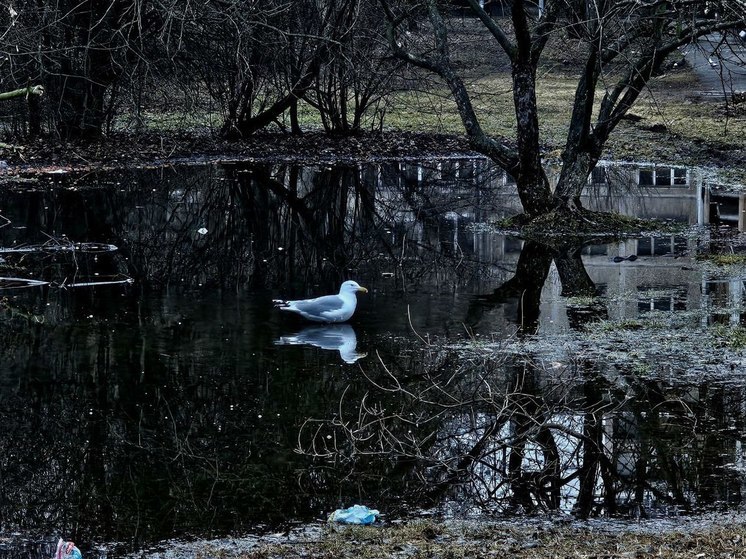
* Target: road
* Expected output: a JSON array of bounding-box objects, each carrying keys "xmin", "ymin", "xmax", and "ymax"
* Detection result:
[{"xmin": 684, "ymin": 33, "xmax": 746, "ymax": 97}]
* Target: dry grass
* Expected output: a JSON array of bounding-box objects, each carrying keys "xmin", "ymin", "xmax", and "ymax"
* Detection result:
[
  {"xmin": 382, "ymin": 66, "xmax": 745, "ymax": 181},
  {"xmin": 181, "ymin": 518, "xmax": 746, "ymax": 559}
]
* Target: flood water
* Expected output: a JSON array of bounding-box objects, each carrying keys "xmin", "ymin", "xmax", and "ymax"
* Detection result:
[{"xmin": 1, "ymin": 158, "xmax": 746, "ymax": 558}]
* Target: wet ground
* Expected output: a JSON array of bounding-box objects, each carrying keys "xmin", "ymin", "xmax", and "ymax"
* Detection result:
[
  {"xmin": 125, "ymin": 513, "xmax": 746, "ymax": 559},
  {"xmin": 685, "ymin": 33, "xmax": 746, "ymax": 96}
]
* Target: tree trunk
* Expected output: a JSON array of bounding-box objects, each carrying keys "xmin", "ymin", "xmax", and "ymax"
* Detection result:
[
  {"xmin": 55, "ymin": 75, "xmax": 111, "ymax": 139},
  {"xmin": 28, "ymin": 93, "xmax": 42, "ymax": 138},
  {"xmin": 510, "ymin": 2, "xmax": 553, "ymax": 216},
  {"xmin": 222, "ymin": 89, "xmax": 307, "ymax": 139},
  {"xmin": 289, "ymin": 98, "xmax": 302, "ymax": 134},
  {"xmin": 511, "ymin": 62, "xmax": 553, "ymax": 216},
  {"xmin": 554, "ymin": 150, "xmax": 597, "ymax": 209},
  {"xmin": 573, "ymin": 372, "xmax": 604, "ymax": 518},
  {"xmin": 50, "ymin": 1, "xmax": 129, "ymax": 139},
  {"xmin": 553, "ymin": 39, "xmax": 602, "ymax": 210}
]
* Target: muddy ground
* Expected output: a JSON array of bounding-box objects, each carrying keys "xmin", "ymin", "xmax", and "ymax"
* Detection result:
[{"xmin": 0, "ymin": 131, "xmax": 479, "ymax": 178}]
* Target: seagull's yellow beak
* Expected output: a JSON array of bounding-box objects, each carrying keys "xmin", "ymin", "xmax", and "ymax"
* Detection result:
[{"xmin": 358, "ymin": 286, "xmax": 368, "ymax": 293}]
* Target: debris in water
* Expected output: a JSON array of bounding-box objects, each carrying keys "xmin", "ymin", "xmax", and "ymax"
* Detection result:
[
  {"xmin": 0, "ymin": 277, "xmax": 50, "ymax": 289},
  {"xmin": 612, "ymin": 255, "xmax": 638, "ymax": 263},
  {"xmin": 56, "ymin": 274, "xmax": 135, "ymax": 288},
  {"xmin": 0, "ymin": 241, "xmax": 118, "ymax": 254}
]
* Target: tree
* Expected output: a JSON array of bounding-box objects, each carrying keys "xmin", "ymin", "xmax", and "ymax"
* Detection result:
[
  {"xmin": 0, "ymin": 0, "xmax": 144, "ymax": 139},
  {"xmin": 303, "ymin": 1, "xmax": 399, "ymax": 134},
  {"xmin": 178, "ymin": 0, "xmax": 367, "ymax": 139},
  {"xmin": 379, "ymin": 0, "xmax": 746, "ymax": 219}
]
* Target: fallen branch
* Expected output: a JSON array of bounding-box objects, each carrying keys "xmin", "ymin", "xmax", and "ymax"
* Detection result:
[{"xmin": 0, "ymin": 85, "xmax": 44, "ymax": 101}]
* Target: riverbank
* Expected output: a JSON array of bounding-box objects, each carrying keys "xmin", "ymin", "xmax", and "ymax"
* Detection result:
[
  {"xmin": 0, "ymin": 62, "xmax": 743, "ymax": 187},
  {"xmin": 133, "ymin": 514, "xmax": 746, "ymax": 559},
  {"xmin": 0, "ymin": 130, "xmax": 477, "ymax": 177}
]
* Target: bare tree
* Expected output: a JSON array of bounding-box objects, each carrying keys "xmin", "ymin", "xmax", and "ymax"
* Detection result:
[
  {"xmin": 0, "ymin": 0, "xmax": 149, "ymax": 139},
  {"xmin": 175, "ymin": 0, "xmax": 369, "ymax": 139},
  {"xmin": 379, "ymin": 0, "xmax": 746, "ymax": 219},
  {"xmin": 303, "ymin": 1, "xmax": 400, "ymax": 134}
]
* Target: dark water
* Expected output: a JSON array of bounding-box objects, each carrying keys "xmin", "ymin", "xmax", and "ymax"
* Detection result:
[{"xmin": 1, "ymin": 159, "xmax": 745, "ymax": 558}]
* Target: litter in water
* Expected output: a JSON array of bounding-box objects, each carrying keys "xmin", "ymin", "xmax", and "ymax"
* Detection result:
[{"xmin": 329, "ymin": 504, "xmax": 380, "ymax": 525}]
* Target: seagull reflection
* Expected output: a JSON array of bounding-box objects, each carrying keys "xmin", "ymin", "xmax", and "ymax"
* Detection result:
[{"xmin": 275, "ymin": 324, "xmax": 367, "ymax": 364}]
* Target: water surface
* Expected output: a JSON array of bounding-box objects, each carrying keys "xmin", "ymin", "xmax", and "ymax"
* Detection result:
[{"xmin": 1, "ymin": 159, "xmax": 746, "ymax": 558}]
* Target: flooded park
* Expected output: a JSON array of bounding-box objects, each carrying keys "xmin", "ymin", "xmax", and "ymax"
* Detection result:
[{"xmin": 2, "ymin": 157, "xmax": 746, "ymax": 558}]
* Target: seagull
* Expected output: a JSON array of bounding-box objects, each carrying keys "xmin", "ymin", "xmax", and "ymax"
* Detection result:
[{"xmin": 273, "ymin": 280, "xmax": 368, "ymax": 323}]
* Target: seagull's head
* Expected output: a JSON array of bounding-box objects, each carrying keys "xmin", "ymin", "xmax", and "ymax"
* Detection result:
[{"xmin": 340, "ymin": 280, "xmax": 368, "ymax": 295}]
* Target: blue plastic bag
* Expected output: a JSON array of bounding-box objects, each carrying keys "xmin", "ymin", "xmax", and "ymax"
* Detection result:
[
  {"xmin": 329, "ymin": 504, "xmax": 379, "ymax": 525},
  {"xmin": 54, "ymin": 538, "xmax": 83, "ymax": 559}
]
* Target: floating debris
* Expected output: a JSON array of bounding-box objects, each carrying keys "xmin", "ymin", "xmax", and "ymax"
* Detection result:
[
  {"xmin": 0, "ymin": 241, "xmax": 118, "ymax": 254},
  {"xmin": 54, "ymin": 538, "xmax": 82, "ymax": 559},
  {"xmin": 55, "ymin": 274, "xmax": 134, "ymax": 288},
  {"xmin": 0, "ymin": 277, "xmax": 50, "ymax": 289},
  {"xmin": 0, "ymin": 275, "xmax": 134, "ymax": 290}
]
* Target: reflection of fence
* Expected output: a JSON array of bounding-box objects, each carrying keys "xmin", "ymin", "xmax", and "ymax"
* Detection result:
[
  {"xmin": 704, "ymin": 279, "xmax": 746, "ymax": 326},
  {"xmin": 709, "ymin": 192, "xmax": 746, "ymax": 229}
]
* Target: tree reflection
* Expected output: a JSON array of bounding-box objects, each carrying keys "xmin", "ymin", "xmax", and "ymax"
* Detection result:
[
  {"xmin": 465, "ymin": 240, "xmax": 553, "ymax": 333},
  {"xmin": 299, "ymin": 237, "xmax": 745, "ymax": 520},
  {"xmin": 0, "ymin": 286, "xmax": 382, "ymax": 552},
  {"xmin": 0, "ymin": 160, "xmax": 508, "ymax": 555}
]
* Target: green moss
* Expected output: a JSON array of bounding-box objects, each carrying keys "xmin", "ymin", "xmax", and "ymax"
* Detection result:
[
  {"xmin": 712, "ymin": 325, "xmax": 746, "ymax": 349},
  {"xmin": 696, "ymin": 253, "xmax": 746, "ymax": 266},
  {"xmin": 502, "ymin": 208, "xmax": 664, "ymax": 239}
]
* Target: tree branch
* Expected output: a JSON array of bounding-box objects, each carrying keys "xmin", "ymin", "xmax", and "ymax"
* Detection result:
[
  {"xmin": 464, "ymin": 0, "xmax": 515, "ymax": 59},
  {"xmin": 0, "ymin": 85, "xmax": 44, "ymax": 102}
]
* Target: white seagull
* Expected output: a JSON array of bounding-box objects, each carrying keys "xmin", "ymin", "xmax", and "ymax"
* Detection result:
[{"xmin": 273, "ymin": 280, "xmax": 368, "ymax": 323}]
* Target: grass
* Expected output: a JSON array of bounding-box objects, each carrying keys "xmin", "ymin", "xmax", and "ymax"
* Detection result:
[
  {"xmin": 181, "ymin": 517, "xmax": 746, "ymax": 559},
  {"xmin": 378, "ymin": 67, "xmax": 745, "ymax": 183},
  {"xmin": 712, "ymin": 324, "xmax": 746, "ymax": 349},
  {"xmin": 697, "ymin": 253, "xmax": 746, "ymax": 265},
  {"xmin": 121, "ymin": 37, "xmax": 744, "ymax": 188}
]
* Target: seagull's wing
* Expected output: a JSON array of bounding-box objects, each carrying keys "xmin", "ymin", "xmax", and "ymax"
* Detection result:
[{"xmin": 291, "ymin": 294, "xmax": 345, "ymax": 315}]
